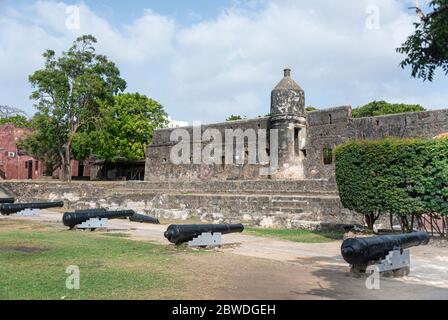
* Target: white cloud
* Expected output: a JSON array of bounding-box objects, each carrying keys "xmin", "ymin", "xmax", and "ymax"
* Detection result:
[{"xmin": 0, "ymin": 0, "xmax": 446, "ymax": 122}]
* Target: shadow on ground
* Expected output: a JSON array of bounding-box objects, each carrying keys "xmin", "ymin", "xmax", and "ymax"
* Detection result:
[{"xmin": 305, "ymin": 258, "xmax": 448, "ymax": 300}]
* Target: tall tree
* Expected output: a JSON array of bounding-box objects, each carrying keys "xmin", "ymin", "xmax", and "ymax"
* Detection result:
[
  {"xmin": 76, "ymin": 93, "xmax": 168, "ymax": 162},
  {"xmin": 397, "ymin": 0, "xmax": 448, "ymax": 81},
  {"xmin": 28, "ymin": 35, "xmax": 126, "ymax": 181}
]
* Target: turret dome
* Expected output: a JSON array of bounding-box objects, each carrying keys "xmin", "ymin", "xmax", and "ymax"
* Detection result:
[{"xmin": 270, "ymin": 68, "xmax": 305, "ymax": 117}]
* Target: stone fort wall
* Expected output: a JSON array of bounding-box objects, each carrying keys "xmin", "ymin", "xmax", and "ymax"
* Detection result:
[
  {"xmin": 305, "ymin": 107, "xmax": 448, "ymax": 179},
  {"xmin": 146, "ymin": 107, "xmax": 448, "ymax": 182},
  {"xmin": 145, "ymin": 117, "xmax": 272, "ymax": 182}
]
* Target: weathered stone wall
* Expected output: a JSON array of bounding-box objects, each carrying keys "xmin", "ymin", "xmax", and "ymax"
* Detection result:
[
  {"xmin": 147, "ymin": 105, "xmax": 448, "ymax": 183},
  {"xmin": 303, "ymin": 107, "xmax": 448, "ymax": 179},
  {"xmin": 348, "ymin": 108, "xmax": 448, "ymax": 139},
  {"xmin": 145, "ymin": 117, "xmax": 272, "ymax": 182},
  {"xmin": 1, "ymin": 180, "xmax": 361, "ymax": 230},
  {"xmin": 145, "ymin": 68, "xmax": 448, "ymax": 183},
  {"xmin": 304, "ymin": 106, "xmax": 352, "ymax": 180}
]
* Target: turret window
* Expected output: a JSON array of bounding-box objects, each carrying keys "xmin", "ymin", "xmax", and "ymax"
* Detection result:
[
  {"xmin": 323, "ymin": 148, "xmax": 333, "ymax": 165},
  {"xmin": 294, "ymin": 128, "xmax": 300, "ymax": 156}
]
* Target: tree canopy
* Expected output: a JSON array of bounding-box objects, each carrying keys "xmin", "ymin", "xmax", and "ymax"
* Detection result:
[
  {"xmin": 80, "ymin": 93, "xmax": 168, "ymax": 162},
  {"xmin": 397, "ymin": 0, "xmax": 448, "ymax": 81},
  {"xmin": 0, "ymin": 115, "xmax": 30, "ymax": 127},
  {"xmin": 26, "ymin": 34, "xmax": 126, "ymax": 181},
  {"xmin": 351, "ymin": 101, "xmax": 425, "ymax": 118},
  {"xmin": 226, "ymin": 115, "xmax": 247, "ymax": 121}
]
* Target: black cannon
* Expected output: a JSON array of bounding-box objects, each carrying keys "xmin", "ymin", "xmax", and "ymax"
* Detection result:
[
  {"xmin": 129, "ymin": 213, "xmax": 160, "ymax": 224},
  {"xmin": 63, "ymin": 209, "xmax": 135, "ymax": 228},
  {"xmin": 0, "ymin": 197, "xmax": 15, "ymax": 204},
  {"xmin": 0, "ymin": 201, "xmax": 64, "ymax": 215},
  {"xmin": 164, "ymin": 223, "xmax": 245, "ymax": 245},
  {"xmin": 341, "ymin": 231, "xmax": 429, "ymax": 266}
]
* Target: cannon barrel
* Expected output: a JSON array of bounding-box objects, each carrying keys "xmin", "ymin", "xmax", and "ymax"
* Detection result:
[
  {"xmin": 63, "ymin": 209, "xmax": 135, "ymax": 228},
  {"xmin": 341, "ymin": 231, "xmax": 429, "ymax": 265},
  {"xmin": 0, "ymin": 197, "xmax": 15, "ymax": 204},
  {"xmin": 129, "ymin": 213, "xmax": 160, "ymax": 224},
  {"xmin": 74, "ymin": 208, "xmax": 107, "ymax": 214},
  {"xmin": 0, "ymin": 201, "xmax": 64, "ymax": 215},
  {"xmin": 164, "ymin": 223, "xmax": 244, "ymax": 245}
]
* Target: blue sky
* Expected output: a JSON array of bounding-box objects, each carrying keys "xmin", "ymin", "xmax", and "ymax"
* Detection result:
[{"xmin": 0, "ymin": 0, "xmax": 446, "ymax": 123}]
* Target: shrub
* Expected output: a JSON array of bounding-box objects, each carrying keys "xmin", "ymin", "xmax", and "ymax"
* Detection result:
[
  {"xmin": 351, "ymin": 101, "xmax": 425, "ymax": 118},
  {"xmin": 335, "ymin": 138, "xmax": 448, "ymax": 232}
]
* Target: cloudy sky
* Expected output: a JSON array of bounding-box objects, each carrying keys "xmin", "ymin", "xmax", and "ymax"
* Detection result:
[{"xmin": 0, "ymin": 0, "xmax": 446, "ymax": 123}]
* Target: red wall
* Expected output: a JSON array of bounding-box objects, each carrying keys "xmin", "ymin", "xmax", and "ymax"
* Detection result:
[
  {"xmin": 53, "ymin": 160, "xmax": 91, "ymax": 179},
  {"xmin": 0, "ymin": 124, "xmax": 93, "ymax": 180},
  {"xmin": 0, "ymin": 124, "xmax": 44, "ymax": 180}
]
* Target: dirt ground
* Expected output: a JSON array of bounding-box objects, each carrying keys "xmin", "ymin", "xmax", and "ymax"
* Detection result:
[{"xmin": 2, "ymin": 210, "xmax": 448, "ymax": 300}]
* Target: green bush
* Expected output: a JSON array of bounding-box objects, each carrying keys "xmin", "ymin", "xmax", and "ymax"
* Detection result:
[
  {"xmin": 351, "ymin": 101, "xmax": 425, "ymax": 118},
  {"xmin": 335, "ymin": 138, "xmax": 448, "ymax": 231}
]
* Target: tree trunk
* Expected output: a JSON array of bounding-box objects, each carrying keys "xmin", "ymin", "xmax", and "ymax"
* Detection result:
[
  {"xmin": 65, "ymin": 143, "xmax": 72, "ymax": 182},
  {"xmin": 60, "ymin": 144, "xmax": 72, "ymax": 182},
  {"xmin": 365, "ymin": 214, "xmax": 377, "ymax": 231},
  {"xmin": 399, "ymin": 216, "xmax": 407, "ymax": 232}
]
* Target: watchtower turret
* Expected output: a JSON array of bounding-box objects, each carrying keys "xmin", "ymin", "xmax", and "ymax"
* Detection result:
[
  {"xmin": 270, "ymin": 68, "xmax": 306, "ymax": 121},
  {"xmin": 269, "ymin": 68, "xmax": 307, "ymax": 179}
]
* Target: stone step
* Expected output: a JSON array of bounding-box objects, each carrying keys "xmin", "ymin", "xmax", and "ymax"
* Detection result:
[
  {"xmin": 120, "ymin": 179, "xmax": 339, "ymax": 193},
  {"xmin": 106, "ymin": 190, "xmax": 340, "ymax": 201},
  {"xmin": 112, "ymin": 188, "xmax": 338, "ymax": 196},
  {"xmin": 266, "ymin": 207, "xmax": 304, "ymax": 214},
  {"xmin": 270, "ymin": 200, "xmax": 308, "ymax": 207}
]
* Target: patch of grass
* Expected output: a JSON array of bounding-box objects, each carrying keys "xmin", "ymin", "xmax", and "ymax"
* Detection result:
[
  {"xmin": 244, "ymin": 227, "xmax": 343, "ymax": 243},
  {"xmin": 0, "ymin": 220, "xmax": 188, "ymax": 300},
  {"xmin": 99, "ymin": 232, "xmax": 131, "ymax": 238}
]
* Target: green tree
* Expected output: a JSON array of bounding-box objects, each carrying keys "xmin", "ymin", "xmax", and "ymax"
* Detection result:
[
  {"xmin": 84, "ymin": 93, "xmax": 168, "ymax": 162},
  {"xmin": 306, "ymin": 106, "xmax": 317, "ymax": 112},
  {"xmin": 18, "ymin": 113, "xmax": 63, "ymax": 176},
  {"xmin": 0, "ymin": 115, "xmax": 30, "ymax": 127},
  {"xmin": 397, "ymin": 1, "xmax": 448, "ymax": 81},
  {"xmin": 226, "ymin": 115, "xmax": 246, "ymax": 121},
  {"xmin": 28, "ymin": 35, "xmax": 126, "ymax": 181},
  {"xmin": 352, "ymin": 101, "xmax": 425, "ymax": 118},
  {"xmin": 335, "ymin": 138, "xmax": 448, "ymax": 232}
]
